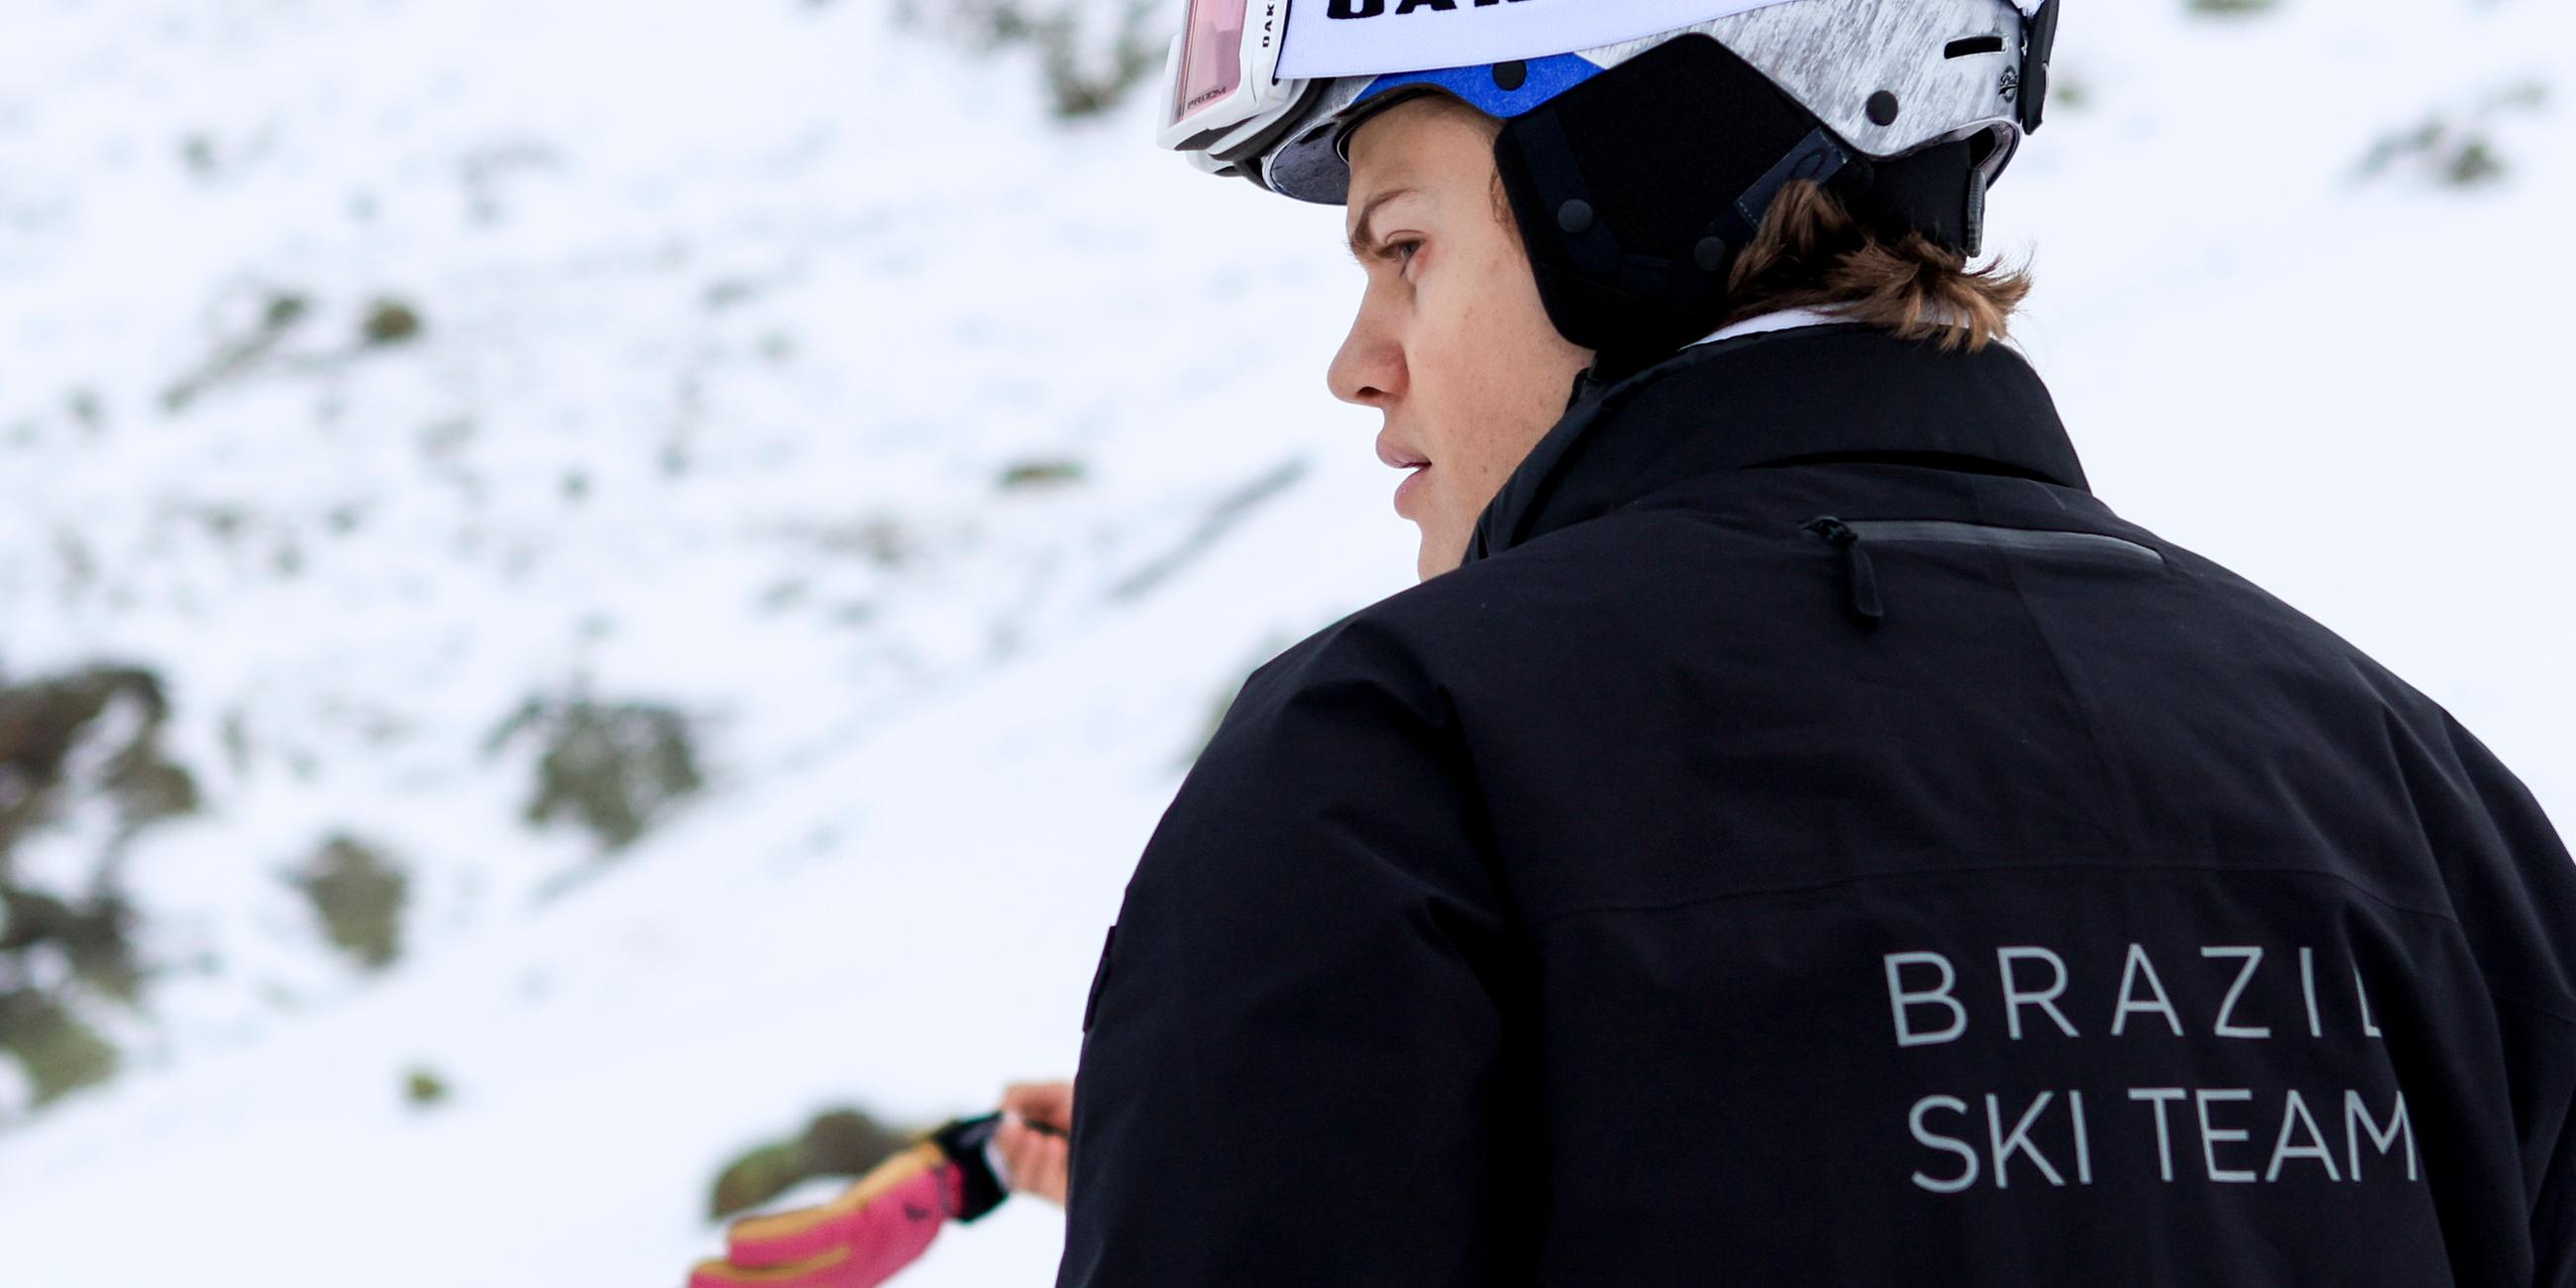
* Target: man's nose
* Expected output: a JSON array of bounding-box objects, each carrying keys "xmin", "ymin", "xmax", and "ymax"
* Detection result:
[{"xmin": 1328, "ymin": 310, "xmax": 1403, "ymax": 408}]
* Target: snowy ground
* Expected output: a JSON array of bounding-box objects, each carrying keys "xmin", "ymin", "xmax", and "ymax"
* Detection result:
[{"xmin": 0, "ymin": 0, "xmax": 2568, "ymax": 1284}]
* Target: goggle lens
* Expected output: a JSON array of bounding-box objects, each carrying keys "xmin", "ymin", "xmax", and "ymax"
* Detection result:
[{"xmin": 1174, "ymin": 0, "xmax": 1249, "ymax": 125}]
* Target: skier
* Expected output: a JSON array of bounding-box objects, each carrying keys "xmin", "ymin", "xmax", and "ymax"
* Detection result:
[{"xmin": 1052, "ymin": 0, "xmax": 2576, "ymax": 1284}]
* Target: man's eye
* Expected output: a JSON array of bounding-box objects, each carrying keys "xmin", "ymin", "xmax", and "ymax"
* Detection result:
[{"xmin": 1388, "ymin": 239, "xmax": 1422, "ymax": 268}]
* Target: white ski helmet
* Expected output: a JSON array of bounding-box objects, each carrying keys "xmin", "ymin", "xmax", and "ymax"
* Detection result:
[{"xmin": 1155, "ymin": 0, "xmax": 2060, "ymax": 356}]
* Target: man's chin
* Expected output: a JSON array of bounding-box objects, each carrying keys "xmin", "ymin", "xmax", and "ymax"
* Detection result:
[{"xmin": 1415, "ymin": 522, "xmax": 1466, "ymax": 583}]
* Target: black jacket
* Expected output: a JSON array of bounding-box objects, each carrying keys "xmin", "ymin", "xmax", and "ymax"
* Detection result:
[{"xmin": 1057, "ymin": 325, "xmax": 2576, "ymax": 1286}]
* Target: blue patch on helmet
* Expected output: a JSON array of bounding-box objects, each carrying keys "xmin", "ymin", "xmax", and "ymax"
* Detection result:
[{"xmin": 1353, "ymin": 53, "xmax": 1603, "ymax": 120}]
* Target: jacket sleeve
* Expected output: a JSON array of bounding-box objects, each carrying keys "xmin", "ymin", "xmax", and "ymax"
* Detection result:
[
  {"xmin": 2529, "ymin": 1020, "xmax": 2576, "ymax": 1288},
  {"xmin": 2438, "ymin": 715, "xmax": 2576, "ymax": 1288},
  {"xmin": 1056, "ymin": 623, "xmax": 1539, "ymax": 1287}
]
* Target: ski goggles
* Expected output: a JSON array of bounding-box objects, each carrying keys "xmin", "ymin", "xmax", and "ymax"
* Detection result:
[
  {"xmin": 1153, "ymin": 0, "xmax": 1822, "ymax": 201},
  {"xmin": 1154, "ymin": 0, "xmax": 1348, "ymax": 185},
  {"xmin": 1153, "ymin": 0, "xmax": 2054, "ymax": 204},
  {"xmin": 1154, "ymin": 0, "xmax": 1583, "ymax": 204}
]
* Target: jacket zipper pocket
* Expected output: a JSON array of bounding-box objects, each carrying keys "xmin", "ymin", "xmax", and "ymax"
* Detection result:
[
  {"xmin": 1803, "ymin": 517, "xmax": 1886, "ymax": 630},
  {"xmin": 1804, "ymin": 516, "xmax": 2165, "ymax": 629},
  {"xmin": 1828, "ymin": 519, "xmax": 2165, "ymax": 566}
]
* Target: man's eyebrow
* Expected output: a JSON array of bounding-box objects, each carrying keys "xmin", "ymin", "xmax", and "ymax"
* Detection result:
[{"xmin": 1345, "ymin": 186, "xmax": 1417, "ymax": 264}]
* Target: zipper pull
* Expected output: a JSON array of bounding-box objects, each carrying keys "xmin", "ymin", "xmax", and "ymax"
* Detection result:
[{"xmin": 1804, "ymin": 516, "xmax": 1885, "ymax": 630}]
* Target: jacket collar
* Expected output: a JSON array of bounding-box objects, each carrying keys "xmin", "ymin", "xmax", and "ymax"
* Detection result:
[{"xmin": 1460, "ymin": 323, "xmax": 2090, "ymax": 569}]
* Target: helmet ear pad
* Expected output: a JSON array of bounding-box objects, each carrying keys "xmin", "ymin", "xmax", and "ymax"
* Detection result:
[{"xmin": 1494, "ymin": 34, "xmax": 1863, "ymax": 362}]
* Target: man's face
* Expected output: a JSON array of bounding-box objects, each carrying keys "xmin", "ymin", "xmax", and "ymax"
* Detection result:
[{"xmin": 1329, "ymin": 95, "xmax": 1595, "ymax": 583}]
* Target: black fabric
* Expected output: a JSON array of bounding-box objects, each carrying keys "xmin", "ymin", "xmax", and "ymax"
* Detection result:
[
  {"xmin": 1058, "ymin": 325, "xmax": 2576, "ymax": 1287},
  {"xmin": 1476, "ymin": 322, "xmax": 2089, "ymax": 566}
]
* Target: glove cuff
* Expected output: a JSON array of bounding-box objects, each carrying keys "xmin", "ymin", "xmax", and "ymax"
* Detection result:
[{"xmin": 925, "ymin": 1114, "xmax": 1010, "ymax": 1224}]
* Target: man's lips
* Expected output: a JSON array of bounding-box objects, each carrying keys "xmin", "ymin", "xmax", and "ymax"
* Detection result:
[
  {"xmin": 1374, "ymin": 431, "xmax": 1430, "ymax": 471},
  {"xmin": 1393, "ymin": 463, "xmax": 1432, "ymax": 518},
  {"xmin": 1377, "ymin": 431, "xmax": 1433, "ymax": 518}
]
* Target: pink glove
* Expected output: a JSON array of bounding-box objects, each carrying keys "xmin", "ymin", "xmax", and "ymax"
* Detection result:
[{"xmin": 688, "ymin": 1116, "xmax": 1011, "ymax": 1288}]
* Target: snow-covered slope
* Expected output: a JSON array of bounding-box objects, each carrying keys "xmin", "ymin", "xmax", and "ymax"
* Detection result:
[
  {"xmin": 0, "ymin": 0, "xmax": 2567, "ymax": 1284},
  {"xmin": 0, "ymin": 0, "xmax": 1397, "ymax": 1023}
]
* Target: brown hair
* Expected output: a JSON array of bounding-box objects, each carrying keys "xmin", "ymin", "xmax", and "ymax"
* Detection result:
[{"xmin": 1713, "ymin": 178, "xmax": 2032, "ymax": 354}]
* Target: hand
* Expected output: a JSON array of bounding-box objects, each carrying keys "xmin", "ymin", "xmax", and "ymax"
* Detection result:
[{"xmin": 992, "ymin": 1080, "xmax": 1074, "ymax": 1208}]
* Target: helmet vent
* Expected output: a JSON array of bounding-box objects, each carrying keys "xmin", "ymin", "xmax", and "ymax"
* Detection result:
[{"xmin": 1943, "ymin": 35, "xmax": 2006, "ymax": 58}]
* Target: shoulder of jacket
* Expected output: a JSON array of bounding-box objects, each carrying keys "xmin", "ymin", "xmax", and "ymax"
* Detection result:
[
  {"xmin": 1228, "ymin": 525, "xmax": 1651, "ymax": 707},
  {"xmin": 1210, "ymin": 558, "xmax": 1550, "ymax": 747},
  {"xmin": 1247, "ymin": 547, "xmax": 1569, "ymax": 681}
]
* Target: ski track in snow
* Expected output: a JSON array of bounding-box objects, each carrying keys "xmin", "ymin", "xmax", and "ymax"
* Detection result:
[{"xmin": 0, "ymin": 0, "xmax": 2568, "ymax": 1283}]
